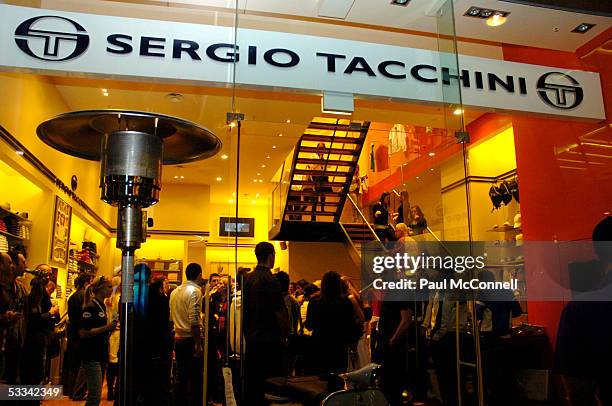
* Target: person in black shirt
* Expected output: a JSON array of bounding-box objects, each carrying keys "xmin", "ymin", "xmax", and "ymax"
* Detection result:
[
  {"xmin": 305, "ymin": 271, "xmax": 356, "ymax": 375},
  {"xmin": 378, "ymin": 271, "xmax": 414, "ymax": 406},
  {"xmin": 373, "ymin": 192, "xmax": 395, "ymax": 242},
  {"xmin": 62, "ymin": 272, "xmax": 92, "ymax": 399},
  {"xmin": 79, "ymin": 276, "xmax": 116, "ymax": 406},
  {"xmin": 555, "ymin": 216, "xmax": 612, "ymax": 405},
  {"xmin": 243, "ymin": 242, "xmax": 289, "ymax": 406}
]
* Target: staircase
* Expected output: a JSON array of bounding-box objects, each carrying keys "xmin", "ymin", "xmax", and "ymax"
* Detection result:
[{"xmin": 268, "ymin": 119, "xmax": 369, "ymax": 241}]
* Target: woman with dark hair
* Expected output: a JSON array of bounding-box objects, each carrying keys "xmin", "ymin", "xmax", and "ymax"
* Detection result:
[
  {"xmin": 21, "ymin": 276, "xmax": 59, "ymax": 389},
  {"xmin": 305, "ymin": 271, "xmax": 356, "ymax": 374},
  {"xmin": 373, "ymin": 192, "xmax": 396, "ymax": 242}
]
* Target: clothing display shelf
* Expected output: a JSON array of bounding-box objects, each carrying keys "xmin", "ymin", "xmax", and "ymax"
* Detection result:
[
  {"xmin": 0, "ymin": 206, "xmax": 32, "ymax": 250},
  {"xmin": 139, "ymin": 259, "xmax": 183, "ymax": 285}
]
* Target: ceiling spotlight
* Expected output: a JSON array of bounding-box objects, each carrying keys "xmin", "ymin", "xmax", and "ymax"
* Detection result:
[
  {"xmin": 453, "ymin": 108, "xmax": 464, "ymax": 116},
  {"xmin": 416, "ymin": 176, "xmax": 420, "ymax": 179},
  {"xmin": 390, "ymin": 0, "xmax": 410, "ymax": 5},
  {"xmin": 15, "ymin": 150, "xmax": 24, "ymax": 156},
  {"xmin": 261, "ymin": 164, "xmax": 266, "ymax": 168},
  {"xmin": 165, "ymin": 93, "xmax": 184, "ymax": 103},
  {"xmin": 221, "ymin": 154, "xmax": 228, "ymax": 159},
  {"xmin": 174, "ymin": 175, "xmax": 178, "ymax": 179},
  {"xmin": 479, "ymin": 9, "xmax": 493, "ymax": 18},
  {"xmin": 266, "ymin": 156, "xmax": 271, "ymax": 159},
  {"xmin": 430, "ymin": 168, "xmax": 434, "ymax": 171},
  {"xmin": 256, "ymin": 193, "xmax": 260, "ymax": 197},
  {"xmin": 102, "ymin": 92, "xmax": 109, "ymax": 97},
  {"xmin": 258, "ymin": 179, "xmax": 263, "ymax": 183},
  {"xmin": 253, "ymin": 179, "xmax": 258, "ymax": 182},
  {"xmin": 229, "ymin": 122, "xmax": 237, "ymax": 128},
  {"xmin": 102, "ymin": 88, "xmax": 107, "ymax": 92},
  {"xmin": 232, "ymin": 192, "xmax": 236, "ymax": 196},
  {"xmin": 257, "ymin": 172, "xmax": 261, "ymax": 176},
  {"xmin": 572, "ymin": 23, "xmax": 595, "ymax": 33},
  {"xmin": 428, "ymin": 152, "xmax": 436, "ymax": 157},
  {"xmin": 228, "ymin": 199, "xmax": 234, "ymax": 204},
  {"xmin": 278, "ymin": 133, "xmax": 283, "ymax": 137},
  {"xmin": 272, "ymin": 145, "xmax": 276, "ymax": 149},
  {"xmin": 286, "ymin": 119, "xmax": 291, "ymax": 124},
  {"xmin": 180, "ymin": 175, "xmax": 184, "ymax": 179},
  {"xmin": 216, "ymin": 177, "xmax": 222, "ymax": 181},
  {"xmin": 487, "ymin": 12, "xmax": 507, "ymax": 27},
  {"xmin": 465, "ymin": 6, "xmax": 481, "ymax": 16}
]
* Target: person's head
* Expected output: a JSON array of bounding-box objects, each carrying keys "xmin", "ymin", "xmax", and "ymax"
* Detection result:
[
  {"xmin": 8, "ymin": 250, "xmax": 26, "ymax": 277},
  {"xmin": 255, "ymin": 242, "xmax": 275, "ymax": 268},
  {"xmin": 74, "ymin": 273, "xmax": 90, "ymax": 290},
  {"xmin": 275, "ymin": 271, "xmax": 290, "ymax": 294},
  {"xmin": 289, "ymin": 282, "xmax": 297, "ymax": 295},
  {"xmin": 316, "ymin": 142, "xmax": 327, "ymax": 158},
  {"xmin": 410, "ymin": 205, "xmax": 424, "ymax": 221},
  {"xmin": 321, "ymin": 271, "xmax": 343, "ymax": 300},
  {"xmin": 45, "ymin": 280, "xmax": 56, "ymax": 296},
  {"xmin": 209, "ymin": 273, "xmax": 221, "ymax": 288},
  {"xmin": 593, "ymin": 216, "xmax": 612, "ymax": 265},
  {"xmin": 185, "ymin": 263, "xmax": 203, "ymax": 283},
  {"xmin": 395, "ymin": 223, "xmax": 409, "ymax": 239},
  {"xmin": 150, "ymin": 276, "xmax": 167, "ymax": 295},
  {"xmin": 380, "ymin": 192, "xmax": 390, "ymax": 207},
  {"xmin": 303, "ymin": 283, "xmax": 320, "ymax": 300},
  {"xmin": 0, "ymin": 252, "xmax": 13, "ymax": 282},
  {"xmin": 87, "ymin": 276, "xmax": 113, "ymax": 303}
]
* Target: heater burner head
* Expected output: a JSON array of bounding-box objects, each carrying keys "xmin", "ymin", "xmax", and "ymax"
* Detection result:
[{"xmin": 36, "ymin": 110, "xmax": 221, "ymax": 164}]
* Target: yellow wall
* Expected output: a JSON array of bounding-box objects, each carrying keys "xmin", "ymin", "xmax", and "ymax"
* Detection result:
[
  {"xmin": 148, "ymin": 183, "xmax": 211, "ymax": 232},
  {"xmin": 288, "ymin": 242, "xmax": 359, "ymax": 286},
  {"xmin": 0, "ymin": 73, "xmax": 115, "ymax": 228}
]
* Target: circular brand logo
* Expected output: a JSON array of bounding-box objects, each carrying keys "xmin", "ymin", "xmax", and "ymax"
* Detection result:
[
  {"xmin": 536, "ymin": 72, "xmax": 584, "ymax": 110},
  {"xmin": 14, "ymin": 15, "xmax": 89, "ymax": 61}
]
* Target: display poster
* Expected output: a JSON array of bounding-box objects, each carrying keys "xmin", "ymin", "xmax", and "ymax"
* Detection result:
[{"xmin": 50, "ymin": 196, "xmax": 72, "ymax": 266}]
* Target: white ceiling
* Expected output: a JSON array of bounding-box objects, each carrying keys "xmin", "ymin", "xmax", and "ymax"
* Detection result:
[
  {"xmin": 50, "ymin": 76, "xmax": 483, "ymax": 204},
  {"xmin": 90, "ymin": 0, "xmax": 612, "ymax": 51}
]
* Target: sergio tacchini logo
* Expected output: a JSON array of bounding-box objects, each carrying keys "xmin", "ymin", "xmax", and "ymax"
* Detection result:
[
  {"xmin": 14, "ymin": 15, "xmax": 89, "ymax": 61},
  {"xmin": 536, "ymin": 72, "xmax": 584, "ymax": 110}
]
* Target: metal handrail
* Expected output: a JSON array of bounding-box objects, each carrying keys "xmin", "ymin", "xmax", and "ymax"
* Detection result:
[{"xmin": 345, "ymin": 193, "xmax": 384, "ymax": 247}]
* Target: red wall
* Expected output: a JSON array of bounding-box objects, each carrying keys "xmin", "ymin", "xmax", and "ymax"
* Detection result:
[{"xmin": 504, "ymin": 43, "xmax": 612, "ymax": 346}]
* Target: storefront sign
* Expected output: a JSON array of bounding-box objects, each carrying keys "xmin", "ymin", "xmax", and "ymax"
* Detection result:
[
  {"xmin": 50, "ymin": 195, "xmax": 72, "ymax": 266},
  {"xmin": 0, "ymin": 5, "xmax": 605, "ymax": 120}
]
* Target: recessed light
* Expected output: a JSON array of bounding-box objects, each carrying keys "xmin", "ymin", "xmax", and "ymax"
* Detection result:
[
  {"xmin": 103, "ymin": 92, "xmax": 109, "ymax": 97},
  {"xmin": 165, "ymin": 93, "xmax": 184, "ymax": 103},
  {"xmin": 453, "ymin": 108, "xmax": 463, "ymax": 115},
  {"xmin": 416, "ymin": 176, "xmax": 420, "ymax": 179},
  {"xmin": 465, "ymin": 7, "xmax": 480, "ymax": 16},
  {"xmin": 278, "ymin": 133, "xmax": 283, "ymax": 137},
  {"xmin": 174, "ymin": 175, "xmax": 178, "ymax": 179},
  {"xmin": 428, "ymin": 152, "xmax": 436, "ymax": 157},
  {"xmin": 266, "ymin": 156, "xmax": 271, "ymax": 159},
  {"xmin": 102, "ymin": 88, "xmax": 107, "ymax": 92},
  {"xmin": 15, "ymin": 150, "xmax": 24, "ymax": 156},
  {"xmin": 480, "ymin": 9, "xmax": 493, "ymax": 18},
  {"xmin": 256, "ymin": 193, "xmax": 260, "ymax": 198},
  {"xmin": 180, "ymin": 175, "xmax": 184, "ymax": 179},
  {"xmin": 253, "ymin": 179, "xmax": 258, "ymax": 182},
  {"xmin": 221, "ymin": 154, "xmax": 228, "ymax": 160},
  {"xmin": 257, "ymin": 173, "xmax": 261, "ymax": 176},
  {"xmin": 390, "ymin": 0, "xmax": 410, "ymax": 6},
  {"xmin": 272, "ymin": 146, "xmax": 276, "ymax": 149},
  {"xmin": 486, "ymin": 12, "xmax": 507, "ymax": 27},
  {"xmin": 282, "ymin": 181, "xmax": 287, "ymax": 184},
  {"xmin": 232, "ymin": 192, "xmax": 236, "ymax": 196},
  {"xmin": 572, "ymin": 23, "xmax": 595, "ymax": 33},
  {"xmin": 261, "ymin": 164, "xmax": 266, "ymax": 168},
  {"xmin": 286, "ymin": 119, "xmax": 291, "ymax": 124},
  {"xmin": 216, "ymin": 177, "xmax": 222, "ymax": 181},
  {"xmin": 258, "ymin": 179, "xmax": 263, "ymax": 183},
  {"xmin": 228, "ymin": 199, "xmax": 234, "ymax": 204},
  {"xmin": 430, "ymin": 168, "xmax": 434, "ymax": 171}
]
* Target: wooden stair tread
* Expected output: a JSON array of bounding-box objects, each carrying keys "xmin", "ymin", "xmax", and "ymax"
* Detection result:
[
  {"xmin": 301, "ymin": 134, "xmax": 363, "ymax": 144},
  {"xmin": 295, "ymin": 158, "xmax": 356, "ymax": 166},
  {"xmin": 293, "ymin": 169, "xmax": 351, "ymax": 177},
  {"xmin": 292, "ymin": 180, "xmax": 347, "ymax": 187},
  {"xmin": 299, "ymin": 146, "xmax": 360, "ymax": 155}
]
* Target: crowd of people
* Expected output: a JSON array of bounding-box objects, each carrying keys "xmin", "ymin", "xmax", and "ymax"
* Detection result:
[{"xmin": 1, "ymin": 215, "xmax": 610, "ymax": 406}]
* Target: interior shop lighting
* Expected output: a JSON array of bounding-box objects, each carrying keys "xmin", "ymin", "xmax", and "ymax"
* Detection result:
[
  {"xmin": 261, "ymin": 164, "xmax": 266, "ymax": 168},
  {"xmin": 428, "ymin": 152, "xmax": 436, "ymax": 157},
  {"xmin": 259, "ymin": 179, "xmax": 264, "ymax": 183},
  {"xmin": 15, "ymin": 150, "xmax": 24, "ymax": 155},
  {"xmin": 286, "ymin": 119, "xmax": 291, "ymax": 123},
  {"xmin": 216, "ymin": 177, "xmax": 222, "ymax": 181},
  {"xmin": 572, "ymin": 23, "xmax": 595, "ymax": 33},
  {"xmin": 221, "ymin": 154, "xmax": 228, "ymax": 159},
  {"xmin": 453, "ymin": 108, "xmax": 464, "ymax": 115},
  {"xmin": 266, "ymin": 155, "xmax": 271, "ymax": 159},
  {"xmin": 278, "ymin": 133, "xmax": 283, "ymax": 137},
  {"xmin": 272, "ymin": 145, "xmax": 277, "ymax": 149},
  {"xmin": 257, "ymin": 172, "xmax": 261, "ymax": 176},
  {"xmin": 180, "ymin": 175, "xmax": 184, "ymax": 179},
  {"xmin": 229, "ymin": 121, "xmax": 237, "ymax": 128},
  {"xmin": 464, "ymin": 7, "xmax": 509, "ymax": 25},
  {"xmin": 256, "ymin": 193, "xmax": 260, "ymax": 197},
  {"xmin": 390, "ymin": 0, "xmax": 410, "ymax": 6},
  {"xmin": 486, "ymin": 12, "xmax": 508, "ymax": 27},
  {"xmin": 253, "ymin": 179, "xmax": 258, "ymax": 182},
  {"xmin": 430, "ymin": 168, "xmax": 434, "ymax": 171},
  {"xmin": 229, "ymin": 199, "xmax": 234, "ymax": 204}
]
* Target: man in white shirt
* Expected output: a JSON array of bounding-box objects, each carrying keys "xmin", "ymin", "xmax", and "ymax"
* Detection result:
[{"xmin": 170, "ymin": 263, "xmax": 204, "ymax": 406}]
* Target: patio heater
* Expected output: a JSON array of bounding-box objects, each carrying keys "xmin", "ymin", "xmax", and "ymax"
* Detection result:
[{"xmin": 37, "ymin": 110, "xmax": 221, "ymax": 406}]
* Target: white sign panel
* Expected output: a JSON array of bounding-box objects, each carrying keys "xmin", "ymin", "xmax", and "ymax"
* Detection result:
[{"xmin": 0, "ymin": 5, "xmax": 605, "ymax": 120}]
